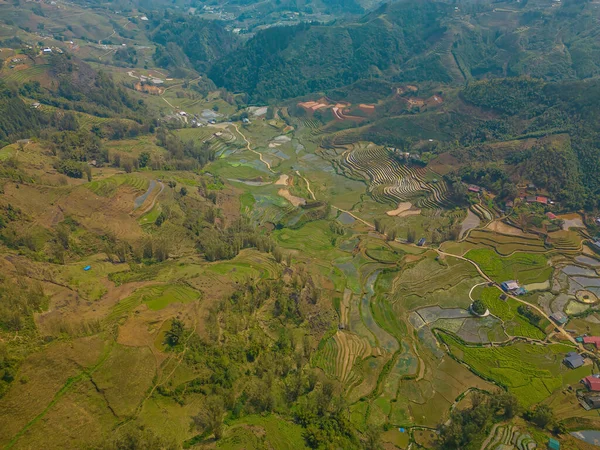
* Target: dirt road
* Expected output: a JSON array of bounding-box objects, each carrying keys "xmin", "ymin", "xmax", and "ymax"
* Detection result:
[{"xmin": 231, "ymin": 123, "xmax": 273, "ymax": 172}]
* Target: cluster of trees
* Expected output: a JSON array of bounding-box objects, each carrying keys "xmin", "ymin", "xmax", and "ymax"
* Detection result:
[
  {"xmin": 208, "ymin": 2, "xmax": 451, "ymax": 102},
  {"xmin": 155, "ymin": 127, "xmax": 216, "ymax": 169},
  {"xmin": 438, "ymin": 391, "xmax": 518, "ymax": 449},
  {"xmin": 0, "ymin": 276, "xmax": 46, "ymax": 333},
  {"xmin": 462, "ymin": 78, "xmax": 600, "ymax": 209},
  {"xmin": 517, "ymin": 305, "xmax": 542, "ymax": 326},
  {"xmin": 155, "ymin": 276, "xmax": 359, "ymax": 447},
  {"xmin": 195, "ymin": 218, "xmax": 276, "ymax": 262},
  {"xmin": 0, "ymin": 80, "xmax": 43, "ymax": 147},
  {"xmin": 149, "ymin": 12, "xmax": 238, "ymax": 75}
]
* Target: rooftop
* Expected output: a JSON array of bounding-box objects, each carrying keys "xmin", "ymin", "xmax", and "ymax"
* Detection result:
[
  {"xmin": 564, "ymin": 352, "xmax": 585, "ymax": 368},
  {"xmin": 583, "ymin": 375, "xmax": 600, "ymax": 391}
]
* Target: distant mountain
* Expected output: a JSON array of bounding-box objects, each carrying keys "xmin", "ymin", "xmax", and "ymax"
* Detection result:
[
  {"xmin": 208, "ymin": 2, "xmax": 452, "ymax": 101},
  {"xmin": 149, "ymin": 14, "xmax": 239, "ymax": 76},
  {"xmin": 205, "ymin": 0, "xmax": 600, "ymax": 102}
]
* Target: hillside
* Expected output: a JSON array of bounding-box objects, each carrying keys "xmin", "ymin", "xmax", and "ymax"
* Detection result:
[
  {"xmin": 3, "ymin": 0, "xmax": 600, "ymax": 449},
  {"xmin": 207, "ymin": 0, "xmax": 600, "ymax": 101}
]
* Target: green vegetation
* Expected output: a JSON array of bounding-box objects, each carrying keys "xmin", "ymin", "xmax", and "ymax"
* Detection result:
[
  {"xmin": 466, "ymin": 249, "xmax": 552, "ymax": 285},
  {"xmin": 441, "ymin": 334, "xmax": 585, "ymax": 407},
  {"xmin": 479, "ymin": 288, "xmax": 546, "ymax": 340}
]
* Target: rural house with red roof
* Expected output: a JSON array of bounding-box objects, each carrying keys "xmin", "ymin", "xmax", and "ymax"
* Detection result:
[
  {"xmin": 583, "ymin": 336, "xmax": 600, "ymax": 349},
  {"xmin": 583, "ymin": 375, "xmax": 600, "ymax": 391}
]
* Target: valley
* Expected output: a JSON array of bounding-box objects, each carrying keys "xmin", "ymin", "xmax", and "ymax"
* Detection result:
[{"xmin": 1, "ymin": 0, "xmax": 600, "ymax": 449}]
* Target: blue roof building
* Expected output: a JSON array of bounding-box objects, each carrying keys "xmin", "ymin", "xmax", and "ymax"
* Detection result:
[{"xmin": 563, "ymin": 352, "xmax": 585, "ymax": 369}]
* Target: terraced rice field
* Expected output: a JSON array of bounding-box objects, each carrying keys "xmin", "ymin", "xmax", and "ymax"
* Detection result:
[
  {"xmin": 105, "ymin": 284, "xmax": 200, "ymax": 324},
  {"xmin": 466, "ymin": 248, "xmax": 552, "ymax": 285},
  {"xmin": 2, "ymin": 64, "xmax": 50, "ymax": 84},
  {"xmin": 302, "ymin": 119, "xmax": 323, "ymax": 136},
  {"xmin": 339, "ymin": 143, "xmax": 450, "ymax": 209},
  {"xmin": 314, "ymin": 331, "xmax": 372, "ymax": 383},
  {"xmin": 482, "ymin": 425, "xmax": 537, "ymax": 450},
  {"xmin": 441, "ymin": 334, "xmax": 584, "ymax": 406},
  {"xmin": 466, "ymin": 229, "xmax": 547, "ymax": 255},
  {"xmin": 86, "ymin": 173, "xmax": 149, "ymax": 197}
]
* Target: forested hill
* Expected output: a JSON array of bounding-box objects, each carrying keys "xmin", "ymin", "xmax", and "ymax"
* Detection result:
[
  {"xmin": 208, "ymin": 2, "xmax": 452, "ymax": 101},
  {"xmin": 149, "ymin": 14, "xmax": 239, "ymax": 76},
  {"xmin": 204, "ymin": 0, "xmax": 600, "ymax": 102},
  {"xmin": 0, "ymin": 81, "xmax": 42, "ymax": 147}
]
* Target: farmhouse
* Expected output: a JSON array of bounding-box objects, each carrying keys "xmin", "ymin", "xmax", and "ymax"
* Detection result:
[
  {"xmin": 548, "ymin": 438, "xmax": 560, "ymax": 450},
  {"xmin": 468, "ymin": 185, "xmax": 481, "ymax": 193},
  {"xmin": 583, "ymin": 394, "xmax": 600, "ymax": 409},
  {"xmin": 583, "ymin": 336, "xmax": 600, "ymax": 349},
  {"xmin": 546, "ymin": 212, "xmax": 557, "ymax": 220},
  {"xmin": 550, "ymin": 311, "xmax": 568, "ymax": 325},
  {"xmin": 500, "ymin": 280, "xmax": 520, "ymax": 293},
  {"xmin": 563, "ymin": 352, "xmax": 584, "ymax": 369},
  {"xmin": 525, "ymin": 195, "xmax": 549, "ymax": 205},
  {"xmin": 583, "ymin": 375, "xmax": 600, "ymax": 391}
]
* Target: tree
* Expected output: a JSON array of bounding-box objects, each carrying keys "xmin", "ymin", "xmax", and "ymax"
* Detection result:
[
  {"xmin": 192, "ymin": 396, "xmax": 225, "ymax": 440},
  {"xmin": 179, "ymin": 186, "xmax": 187, "ymax": 196},
  {"xmin": 164, "ymin": 319, "xmax": 185, "ymax": 347},
  {"xmin": 138, "ymin": 151, "xmax": 150, "ymax": 168},
  {"xmin": 98, "ymin": 425, "xmax": 178, "ymax": 450},
  {"xmin": 471, "ymin": 299, "xmax": 487, "ymax": 315},
  {"xmin": 525, "ymin": 404, "xmax": 554, "ymax": 429},
  {"xmin": 490, "ymin": 391, "xmax": 519, "ymax": 419}
]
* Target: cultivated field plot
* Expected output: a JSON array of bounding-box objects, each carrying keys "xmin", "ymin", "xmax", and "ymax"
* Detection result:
[
  {"xmin": 391, "ymin": 254, "xmax": 481, "ymax": 311},
  {"xmin": 479, "ymin": 288, "xmax": 547, "ymax": 340},
  {"xmin": 105, "ymin": 284, "xmax": 200, "ymax": 324},
  {"xmin": 86, "ymin": 173, "xmax": 150, "ymax": 198},
  {"xmin": 337, "ymin": 143, "xmax": 450, "ymax": 209},
  {"xmin": 465, "ymin": 229, "xmax": 547, "ymax": 255},
  {"xmin": 313, "ymin": 330, "xmax": 373, "ymax": 384},
  {"xmin": 441, "ymin": 335, "xmax": 590, "ymax": 407},
  {"xmin": 466, "ymin": 248, "xmax": 552, "ymax": 285},
  {"xmin": 481, "ymin": 425, "xmax": 536, "ymax": 450}
]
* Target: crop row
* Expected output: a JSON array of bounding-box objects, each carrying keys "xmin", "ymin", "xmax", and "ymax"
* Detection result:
[{"xmin": 340, "ymin": 144, "xmax": 450, "ymax": 208}]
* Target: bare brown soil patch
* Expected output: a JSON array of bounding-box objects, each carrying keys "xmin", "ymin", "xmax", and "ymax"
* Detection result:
[
  {"xmin": 134, "ymin": 82, "xmax": 164, "ymax": 95},
  {"xmin": 386, "ymin": 202, "xmax": 412, "ymax": 216},
  {"xmin": 486, "ymin": 220, "xmax": 531, "ymax": 237},
  {"xmin": 278, "ymin": 188, "xmax": 306, "ymax": 206},
  {"xmin": 275, "ymin": 174, "xmax": 289, "ymax": 186}
]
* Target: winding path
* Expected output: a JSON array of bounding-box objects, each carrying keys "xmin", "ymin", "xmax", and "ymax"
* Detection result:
[
  {"xmin": 231, "ymin": 123, "xmax": 273, "ymax": 173},
  {"xmin": 436, "ymin": 249, "xmax": 582, "ymax": 348}
]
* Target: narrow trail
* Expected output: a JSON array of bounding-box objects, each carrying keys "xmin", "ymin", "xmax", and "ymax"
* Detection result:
[
  {"xmin": 160, "ymin": 77, "xmax": 201, "ymax": 111},
  {"xmin": 295, "ymin": 170, "xmax": 316, "ymax": 200},
  {"xmin": 331, "ymin": 205, "xmax": 375, "ymax": 229},
  {"xmin": 231, "ymin": 123, "xmax": 274, "ymax": 173},
  {"xmin": 98, "ymin": 29, "xmax": 115, "ymax": 45},
  {"xmin": 468, "ymin": 281, "xmax": 488, "ymax": 302}
]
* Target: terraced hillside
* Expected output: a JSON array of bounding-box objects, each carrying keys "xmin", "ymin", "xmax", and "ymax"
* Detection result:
[
  {"xmin": 482, "ymin": 424, "xmax": 537, "ymax": 450},
  {"xmin": 339, "ymin": 143, "xmax": 450, "ymax": 209}
]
